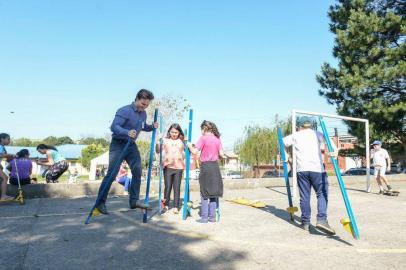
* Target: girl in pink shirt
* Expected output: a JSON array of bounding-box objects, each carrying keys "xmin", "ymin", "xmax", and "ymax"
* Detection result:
[
  {"xmin": 188, "ymin": 121, "xmax": 226, "ymax": 223},
  {"xmin": 156, "ymin": 124, "xmax": 185, "ymax": 214}
]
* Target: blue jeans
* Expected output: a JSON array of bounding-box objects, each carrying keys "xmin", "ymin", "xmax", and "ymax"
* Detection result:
[
  {"xmin": 297, "ymin": 171, "xmax": 328, "ymax": 224},
  {"xmin": 117, "ymin": 176, "xmax": 131, "ymax": 192},
  {"xmin": 97, "ymin": 139, "xmax": 142, "ymax": 205}
]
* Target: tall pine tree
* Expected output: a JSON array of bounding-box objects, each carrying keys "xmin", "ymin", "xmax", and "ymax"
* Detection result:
[{"xmin": 317, "ymin": 0, "xmax": 405, "ymax": 152}]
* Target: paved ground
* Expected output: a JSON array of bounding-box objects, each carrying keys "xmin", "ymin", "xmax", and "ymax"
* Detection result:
[{"xmin": 1, "ymin": 181, "xmax": 405, "ymax": 270}]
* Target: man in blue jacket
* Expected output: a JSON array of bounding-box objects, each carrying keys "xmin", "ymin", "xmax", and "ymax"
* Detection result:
[{"xmin": 96, "ymin": 89, "xmax": 158, "ymax": 214}]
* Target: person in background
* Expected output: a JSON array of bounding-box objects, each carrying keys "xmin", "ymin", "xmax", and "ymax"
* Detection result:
[
  {"xmin": 8, "ymin": 149, "xmax": 33, "ymax": 186},
  {"xmin": 371, "ymin": 140, "xmax": 392, "ymax": 194},
  {"xmin": 0, "ymin": 133, "xmax": 14, "ymax": 201},
  {"xmin": 156, "ymin": 123, "xmax": 185, "ymax": 214},
  {"xmin": 282, "ymin": 116, "xmax": 338, "ymax": 235},
  {"xmin": 36, "ymin": 144, "xmax": 69, "ymax": 183},
  {"xmin": 116, "ymin": 162, "xmax": 131, "ymax": 196},
  {"xmin": 188, "ymin": 120, "xmax": 226, "ymax": 223}
]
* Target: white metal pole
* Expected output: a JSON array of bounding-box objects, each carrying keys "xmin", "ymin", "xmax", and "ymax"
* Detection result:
[
  {"xmin": 366, "ymin": 120, "xmax": 371, "ymax": 192},
  {"xmin": 292, "ymin": 110, "xmax": 297, "ymax": 198},
  {"xmin": 293, "ymin": 110, "xmax": 369, "ymax": 123},
  {"xmin": 291, "ymin": 109, "xmax": 370, "ymax": 195}
]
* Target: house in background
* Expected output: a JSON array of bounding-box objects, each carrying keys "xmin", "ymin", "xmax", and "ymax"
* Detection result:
[
  {"xmin": 3, "ymin": 144, "xmax": 89, "ymax": 176},
  {"xmin": 223, "ymin": 151, "xmax": 240, "ymax": 172},
  {"xmin": 324, "ymin": 134, "xmax": 360, "ymax": 172}
]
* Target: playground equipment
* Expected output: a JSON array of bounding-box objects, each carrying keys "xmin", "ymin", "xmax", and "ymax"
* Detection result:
[
  {"xmin": 13, "ymin": 159, "xmax": 24, "ymax": 204},
  {"xmin": 291, "ymin": 110, "xmax": 370, "ymax": 196},
  {"xmin": 142, "ymin": 109, "xmax": 159, "ymax": 223},
  {"xmin": 157, "ymin": 115, "xmax": 164, "ymax": 214},
  {"xmin": 85, "ymin": 109, "xmax": 158, "ymax": 225},
  {"xmin": 0, "ymin": 159, "xmax": 25, "ymax": 205},
  {"xmin": 182, "ymin": 110, "xmax": 193, "ymax": 220},
  {"xmin": 319, "ymin": 116, "xmax": 360, "ymax": 240},
  {"xmin": 85, "ymin": 139, "xmax": 132, "ymax": 224},
  {"xmin": 277, "ymin": 127, "xmax": 298, "ymax": 221},
  {"xmin": 226, "ymin": 198, "xmax": 266, "ymax": 208}
]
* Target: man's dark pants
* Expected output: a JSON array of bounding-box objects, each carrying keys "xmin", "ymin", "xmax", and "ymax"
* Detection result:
[
  {"xmin": 297, "ymin": 171, "xmax": 328, "ymax": 224},
  {"xmin": 97, "ymin": 139, "xmax": 142, "ymax": 206}
]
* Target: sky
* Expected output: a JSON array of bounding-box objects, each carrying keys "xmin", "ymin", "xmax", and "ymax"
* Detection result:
[{"xmin": 0, "ymin": 0, "xmax": 341, "ymax": 150}]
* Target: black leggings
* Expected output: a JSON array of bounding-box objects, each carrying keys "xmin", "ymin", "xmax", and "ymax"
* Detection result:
[
  {"xmin": 163, "ymin": 168, "xmax": 183, "ymax": 208},
  {"xmin": 46, "ymin": 161, "xmax": 69, "ymax": 183}
]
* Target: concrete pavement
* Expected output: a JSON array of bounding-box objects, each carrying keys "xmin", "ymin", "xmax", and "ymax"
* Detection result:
[{"xmin": 1, "ymin": 181, "xmax": 405, "ymax": 270}]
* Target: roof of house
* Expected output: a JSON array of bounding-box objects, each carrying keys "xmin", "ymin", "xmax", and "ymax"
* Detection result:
[
  {"xmin": 224, "ymin": 151, "xmax": 239, "ymax": 159},
  {"xmin": 5, "ymin": 144, "xmax": 87, "ymax": 160}
]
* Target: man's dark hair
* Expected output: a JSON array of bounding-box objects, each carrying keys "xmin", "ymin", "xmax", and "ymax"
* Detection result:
[{"xmin": 136, "ymin": 89, "xmax": 154, "ymax": 100}]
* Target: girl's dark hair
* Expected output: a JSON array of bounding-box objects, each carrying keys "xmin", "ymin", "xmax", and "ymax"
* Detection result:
[
  {"xmin": 136, "ymin": 89, "xmax": 154, "ymax": 100},
  {"xmin": 36, "ymin": 144, "xmax": 58, "ymax": 151},
  {"xmin": 166, "ymin": 124, "xmax": 185, "ymax": 141},
  {"xmin": 200, "ymin": 120, "xmax": 221, "ymax": 138},
  {"xmin": 17, "ymin": 149, "xmax": 30, "ymax": 158},
  {"xmin": 0, "ymin": 133, "xmax": 10, "ymax": 141}
]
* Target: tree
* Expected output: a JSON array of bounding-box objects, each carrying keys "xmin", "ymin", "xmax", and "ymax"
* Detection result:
[
  {"xmin": 11, "ymin": 138, "xmax": 33, "ymax": 146},
  {"xmin": 56, "ymin": 136, "xmax": 74, "ymax": 145},
  {"xmin": 146, "ymin": 95, "xmax": 191, "ymax": 132},
  {"xmin": 137, "ymin": 140, "xmax": 151, "ymax": 169},
  {"xmin": 234, "ymin": 126, "xmax": 279, "ymax": 177},
  {"xmin": 42, "ymin": 136, "xmax": 59, "ymax": 146},
  {"xmin": 80, "ymin": 144, "xmax": 107, "ymax": 170},
  {"xmin": 78, "ymin": 137, "xmax": 110, "ymax": 148},
  {"xmin": 317, "ymin": 0, "xmax": 405, "ymax": 153}
]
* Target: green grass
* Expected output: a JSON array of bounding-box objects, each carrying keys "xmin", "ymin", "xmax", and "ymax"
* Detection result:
[{"xmin": 33, "ymin": 173, "xmax": 90, "ymax": 183}]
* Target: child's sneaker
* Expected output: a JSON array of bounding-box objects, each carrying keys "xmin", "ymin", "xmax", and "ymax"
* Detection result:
[
  {"xmin": 161, "ymin": 206, "xmax": 169, "ymax": 214},
  {"xmin": 196, "ymin": 218, "xmax": 208, "ymax": 223},
  {"xmin": 387, "ymin": 185, "xmax": 392, "ymax": 191}
]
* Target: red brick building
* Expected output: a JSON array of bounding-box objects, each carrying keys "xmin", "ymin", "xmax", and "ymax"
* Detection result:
[{"xmin": 323, "ymin": 135, "xmax": 357, "ymax": 172}]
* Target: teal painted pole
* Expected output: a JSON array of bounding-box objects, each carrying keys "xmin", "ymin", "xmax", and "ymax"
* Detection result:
[
  {"xmin": 319, "ymin": 116, "xmax": 360, "ymax": 239},
  {"xmin": 182, "ymin": 109, "xmax": 193, "ymax": 220}
]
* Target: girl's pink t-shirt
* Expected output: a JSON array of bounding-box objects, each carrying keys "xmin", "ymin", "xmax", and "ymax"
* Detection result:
[
  {"xmin": 195, "ymin": 134, "xmax": 222, "ymax": 162},
  {"xmin": 163, "ymin": 138, "xmax": 185, "ymax": 170}
]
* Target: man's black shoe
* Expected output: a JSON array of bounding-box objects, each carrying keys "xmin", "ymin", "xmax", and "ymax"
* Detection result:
[
  {"xmin": 130, "ymin": 200, "xmax": 151, "ymax": 210},
  {"xmin": 96, "ymin": 203, "xmax": 109, "ymax": 215}
]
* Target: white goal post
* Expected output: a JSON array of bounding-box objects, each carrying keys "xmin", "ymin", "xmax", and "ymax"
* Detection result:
[{"xmin": 291, "ymin": 109, "xmax": 371, "ymax": 197}]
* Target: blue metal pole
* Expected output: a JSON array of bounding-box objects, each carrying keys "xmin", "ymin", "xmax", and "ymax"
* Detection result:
[
  {"xmin": 85, "ymin": 139, "xmax": 131, "ymax": 225},
  {"xmin": 319, "ymin": 116, "xmax": 360, "ymax": 239},
  {"xmin": 158, "ymin": 115, "xmax": 164, "ymax": 215},
  {"xmin": 143, "ymin": 109, "xmax": 159, "ymax": 223},
  {"xmin": 182, "ymin": 109, "xmax": 193, "ymax": 220},
  {"xmin": 216, "ymin": 198, "xmax": 220, "ymax": 222},
  {"xmin": 277, "ymin": 127, "xmax": 297, "ymax": 221}
]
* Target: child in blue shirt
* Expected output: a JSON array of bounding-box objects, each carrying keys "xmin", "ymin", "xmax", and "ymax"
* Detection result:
[{"xmin": 0, "ymin": 133, "xmax": 14, "ymax": 201}]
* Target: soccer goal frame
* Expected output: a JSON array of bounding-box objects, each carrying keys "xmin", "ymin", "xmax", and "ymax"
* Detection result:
[{"xmin": 291, "ymin": 109, "xmax": 371, "ymax": 197}]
